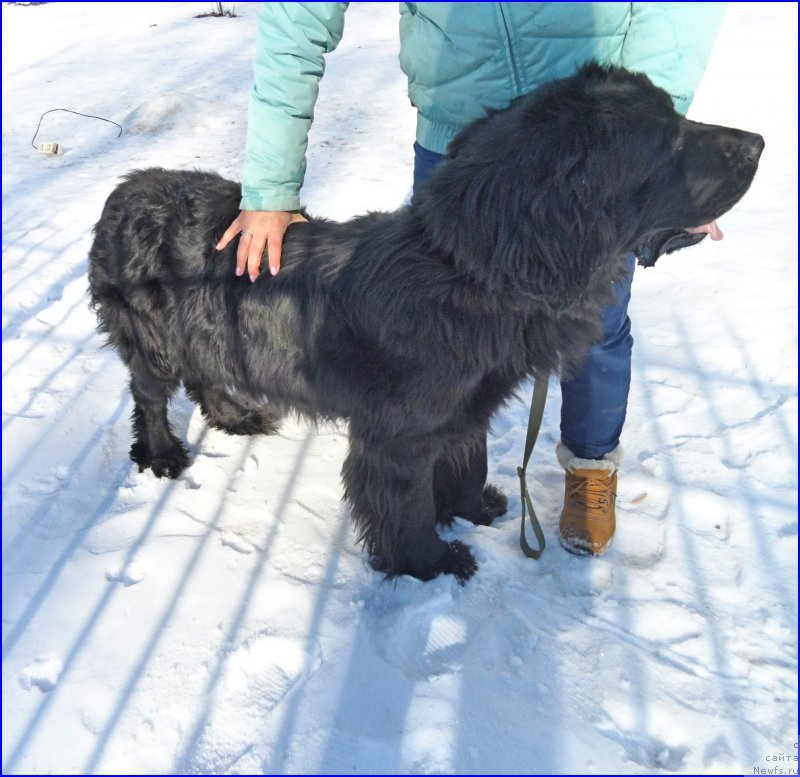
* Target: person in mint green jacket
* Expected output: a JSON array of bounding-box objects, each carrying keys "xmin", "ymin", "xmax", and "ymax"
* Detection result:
[{"xmin": 216, "ymin": 2, "xmax": 725, "ymax": 556}]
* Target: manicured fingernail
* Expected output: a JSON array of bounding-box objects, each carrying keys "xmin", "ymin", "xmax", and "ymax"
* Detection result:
[
  {"xmin": 250, "ymin": 274, "xmax": 257, "ymax": 283},
  {"xmin": 235, "ymin": 266, "xmax": 243, "ymax": 276},
  {"xmin": 270, "ymin": 266, "xmax": 278, "ymax": 276}
]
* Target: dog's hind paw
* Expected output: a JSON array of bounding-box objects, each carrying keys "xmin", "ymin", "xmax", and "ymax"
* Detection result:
[
  {"xmin": 130, "ymin": 441, "xmax": 151, "ymax": 473},
  {"xmin": 150, "ymin": 448, "xmax": 190, "ymax": 479},
  {"xmin": 130, "ymin": 440, "xmax": 189, "ymax": 479}
]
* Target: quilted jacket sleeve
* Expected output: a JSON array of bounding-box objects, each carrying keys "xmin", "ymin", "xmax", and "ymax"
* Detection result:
[
  {"xmin": 240, "ymin": 2, "xmax": 347, "ymax": 211},
  {"xmin": 620, "ymin": 3, "xmax": 726, "ymax": 115}
]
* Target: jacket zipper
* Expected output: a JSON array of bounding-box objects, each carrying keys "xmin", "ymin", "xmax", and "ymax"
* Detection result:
[{"xmin": 497, "ymin": 3, "xmax": 523, "ymax": 95}]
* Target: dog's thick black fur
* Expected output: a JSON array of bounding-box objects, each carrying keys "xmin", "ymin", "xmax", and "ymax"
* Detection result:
[{"xmin": 88, "ymin": 64, "xmax": 763, "ymax": 583}]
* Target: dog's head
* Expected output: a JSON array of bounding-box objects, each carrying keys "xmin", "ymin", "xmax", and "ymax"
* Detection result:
[
  {"xmin": 574, "ymin": 64, "xmax": 765, "ymax": 267},
  {"xmin": 416, "ymin": 63, "xmax": 763, "ymax": 308}
]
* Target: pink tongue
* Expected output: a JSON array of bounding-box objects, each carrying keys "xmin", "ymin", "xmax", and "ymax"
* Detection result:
[
  {"xmin": 706, "ymin": 220, "xmax": 724, "ymax": 241},
  {"xmin": 687, "ymin": 220, "xmax": 724, "ymax": 241}
]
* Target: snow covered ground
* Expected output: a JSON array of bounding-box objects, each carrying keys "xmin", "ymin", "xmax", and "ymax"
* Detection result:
[{"xmin": 2, "ymin": 2, "xmax": 797, "ymax": 774}]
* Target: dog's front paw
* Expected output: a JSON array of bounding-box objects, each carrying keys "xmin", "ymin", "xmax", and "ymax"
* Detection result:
[
  {"xmin": 373, "ymin": 540, "xmax": 478, "ymax": 584},
  {"xmin": 430, "ymin": 540, "xmax": 478, "ymax": 585},
  {"xmin": 210, "ymin": 409, "xmax": 280, "ymax": 436},
  {"xmin": 474, "ymin": 483, "xmax": 508, "ymax": 525}
]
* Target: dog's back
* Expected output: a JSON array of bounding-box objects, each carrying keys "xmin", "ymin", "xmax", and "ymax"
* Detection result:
[{"xmin": 88, "ymin": 168, "xmax": 386, "ymax": 425}]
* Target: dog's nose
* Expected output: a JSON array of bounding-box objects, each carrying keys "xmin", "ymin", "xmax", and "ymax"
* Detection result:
[{"xmin": 742, "ymin": 132, "xmax": 765, "ymax": 163}]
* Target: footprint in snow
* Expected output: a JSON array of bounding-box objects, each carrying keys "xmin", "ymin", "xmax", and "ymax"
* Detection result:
[
  {"xmin": 366, "ymin": 588, "xmax": 517, "ymax": 679},
  {"xmin": 598, "ymin": 725, "xmax": 689, "ymax": 772},
  {"xmin": 184, "ymin": 634, "xmax": 321, "ymax": 772},
  {"xmin": 19, "ymin": 657, "xmax": 63, "ymax": 693},
  {"xmin": 105, "ymin": 559, "xmax": 148, "ymax": 586}
]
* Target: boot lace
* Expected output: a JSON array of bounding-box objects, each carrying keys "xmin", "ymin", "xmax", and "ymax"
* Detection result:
[{"xmin": 567, "ymin": 475, "xmax": 614, "ymax": 515}]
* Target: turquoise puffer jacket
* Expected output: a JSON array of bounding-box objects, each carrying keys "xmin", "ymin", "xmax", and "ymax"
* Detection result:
[{"xmin": 241, "ymin": 2, "xmax": 725, "ymax": 211}]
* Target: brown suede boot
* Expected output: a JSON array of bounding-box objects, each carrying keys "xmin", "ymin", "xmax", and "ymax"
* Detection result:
[{"xmin": 557, "ymin": 442, "xmax": 623, "ymax": 555}]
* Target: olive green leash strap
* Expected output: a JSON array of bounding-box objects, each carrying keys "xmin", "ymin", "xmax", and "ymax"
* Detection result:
[{"xmin": 518, "ymin": 376, "xmax": 548, "ymax": 559}]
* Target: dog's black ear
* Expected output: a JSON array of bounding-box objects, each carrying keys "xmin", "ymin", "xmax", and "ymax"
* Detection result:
[{"xmin": 635, "ymin": 229, "xmax": 707, "ymax": 268}]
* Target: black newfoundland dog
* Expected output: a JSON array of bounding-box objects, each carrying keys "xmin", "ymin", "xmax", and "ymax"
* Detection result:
[{"xmin": 89, "ymin": 64, "xmax": 763, "ymax": 583}]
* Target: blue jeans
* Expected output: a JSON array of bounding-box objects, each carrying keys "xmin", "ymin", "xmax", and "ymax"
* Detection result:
[{"xmin": 413, "ymin": 142, "xmax": 632, "ymax": 461}]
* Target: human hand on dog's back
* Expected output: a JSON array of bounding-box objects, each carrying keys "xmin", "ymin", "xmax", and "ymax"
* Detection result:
[{"xmin": 216, "ymin": 210, "xmax": 307, "ymax": 281}]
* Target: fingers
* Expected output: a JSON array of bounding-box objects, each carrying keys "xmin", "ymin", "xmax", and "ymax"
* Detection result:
[
  {"xmin": 237, "ymin": 230, "xmax": 262, "ymax": 279},
  {"xmin": 266, "ymin": 228, "xmax": 286, "ymax": 277},
  {"xmin": 215, "ymin": 217, "xmax": 242, "ymax": 252},
  {"xmin": 243, "ymin": 231, "xmax": 264, "ymax": 280},
  {"xmin": 219, "ymin": 211, "xmax": 305, "ymax": 281},
  {"xmin": 262, "ymin": 213, "xmax": 308, "ymax": 276},
  {"xmin": 217, "ymin": 214, "xmax": 252, "ymax": 277}
]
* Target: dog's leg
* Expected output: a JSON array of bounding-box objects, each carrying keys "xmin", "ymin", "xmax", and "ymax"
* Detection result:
[
  {"xmin": 434, "ymin": 434, "xmax": 508, "ymax": 526},
  {"xmin": 128, "ymin": 356, "xmax": 188, "ymax": 479},
  {"xmin": 343, "ymin": 433, "xmax": 478, "ymax": 584},
  {"xmin": 187, "ymin": 386, "xmax": 280, "ymax": 436}
]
